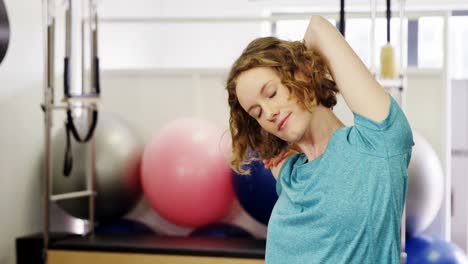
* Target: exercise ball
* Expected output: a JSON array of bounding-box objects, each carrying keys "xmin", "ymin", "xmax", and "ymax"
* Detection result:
[
  {"xmin": 232, "ymin": 159, "xmax": 278, "ymax": 225},
  {"xmin": 406, "ymin": 132, "xmax": 444, "ymax": 235},
  {"xmin": 51, "ymin": 113, "xmax": 143, "ymax": 222},
  {"xmin": 95, "ymin": 218, "xmax": 155, "ymax": 235},
  {"xmin": 141, "ymin": 118, "xmax": 234, "ymax": 228},
  {"xmin": 406, "ymin": 235, "xmax": 468, "ymax": 264},
  {"xmin": 190, "ymin": 223, "xmax": 253, "ymax": 238},
  {"xmin": 406, "ymin": 235, "xmax": 433, "ymax": 263}
]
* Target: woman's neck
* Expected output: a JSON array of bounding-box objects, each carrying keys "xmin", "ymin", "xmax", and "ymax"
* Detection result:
[{"xmin": 296, "ymin": 105, "xmax": 345, "ymax": 161}]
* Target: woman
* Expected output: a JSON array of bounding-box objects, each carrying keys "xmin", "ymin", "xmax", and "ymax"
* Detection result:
[{"xmin": 226, "ymin": 16, "xmax": 414, "ymax": 263}]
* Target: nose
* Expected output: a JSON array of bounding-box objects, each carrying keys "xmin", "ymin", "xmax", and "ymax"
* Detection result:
[{"xmin": 264, "ymin": 105, "xmax": 279, "ymax": 122}]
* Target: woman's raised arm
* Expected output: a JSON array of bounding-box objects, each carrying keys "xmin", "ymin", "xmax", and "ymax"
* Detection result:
[{"xmin": 303, "ymin": 16, "xmax": 390, "ymax": 122}]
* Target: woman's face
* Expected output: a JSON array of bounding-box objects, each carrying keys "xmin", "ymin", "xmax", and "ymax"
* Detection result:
[{"xmin": 235, "ymin": 67, "xmax": 313, "ymax": 143}]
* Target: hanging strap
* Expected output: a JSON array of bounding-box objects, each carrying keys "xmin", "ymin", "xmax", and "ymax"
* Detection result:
[
  {"xmin": 62, "ymin": 110, "xmax": 98, "ymax": 177},
  {"xmin": 339, "ymin": 0, "xmax": 346, "ymax": 36}
]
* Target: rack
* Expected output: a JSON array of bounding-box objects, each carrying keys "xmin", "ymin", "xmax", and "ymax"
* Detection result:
[{"xmin": 41, "ymin": 0, "xmax": 100, "ymax": 263}]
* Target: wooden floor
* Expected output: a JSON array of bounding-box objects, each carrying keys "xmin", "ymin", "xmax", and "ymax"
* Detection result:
[{"xmin": 48, "ymin": 250, "xmax": 264, "ymax": 264}]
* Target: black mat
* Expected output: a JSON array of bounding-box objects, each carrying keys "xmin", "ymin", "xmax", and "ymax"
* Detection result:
[{"xmin": 17, "ymin": 233, "xmax": 266, "ymax": 263}]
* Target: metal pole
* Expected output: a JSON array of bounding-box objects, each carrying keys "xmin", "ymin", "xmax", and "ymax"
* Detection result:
[
  {"xmin": 369, "ymin": 0, "xmax": 377, "ymax": 75},
  {"xmin": 88, "ymin": 0, "xmax": 98, "ymax": 235},
  {"xmin": 88, "ymin": 134, "xmax": 96, "ymax": 235},
  {"xmin": 90, "ymin": 0, "xmax": 97, "ymax": 92},
  {"xmin": 81, "ymin": 16, "xmax": 85, "ymax": 95},
  {"xmin": 42, "ymin": 0, "xmax": 55, "ymax": 262},
  {"xmin": 443, "ymin": 10, "xmax": 452, "ymax": 242},
  {"xmin": 65, "ymin": 0, "xmax": 71, "ymax": 65}
]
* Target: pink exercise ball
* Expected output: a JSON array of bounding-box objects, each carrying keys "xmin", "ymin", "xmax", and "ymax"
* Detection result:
[{"xmin": 141, "ymin": 118, "xmax": 234, "ymax": 228}]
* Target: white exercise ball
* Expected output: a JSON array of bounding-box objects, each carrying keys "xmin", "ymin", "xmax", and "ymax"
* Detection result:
[{"xmin": 406, "ymin": 132, "xmax": 444, "ymax": 235}]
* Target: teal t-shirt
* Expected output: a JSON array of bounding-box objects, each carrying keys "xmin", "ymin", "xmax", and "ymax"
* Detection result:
[{"xmin": 265, "ymin": 96, "xmax": 414, "ymax": 264}]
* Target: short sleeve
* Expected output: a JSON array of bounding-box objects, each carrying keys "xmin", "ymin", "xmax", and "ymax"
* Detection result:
[
  {"xmin": 276, "ymin": 153, "xmax": 302, "ymax": 196},
  {"xmin": 351, "ymin": 96, "xmax": 414, "ymax": 157}
]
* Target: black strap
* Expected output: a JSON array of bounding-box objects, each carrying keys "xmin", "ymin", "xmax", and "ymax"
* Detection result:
[
  {"xmin": 387, "ymin": 0, "xmax": 391, "ymax": 42},
  {"xmin": 67, "ymin": 109, "xmax": 98, "ymax": 143},
  {"xmin": 64, "ymin": 56, "xmax": 101, "ymax": 96},
  {"xmin": 63, "ymin": 120, "xmax": 73, "ymax": 176},
  {"xmin": 62, "ymin": 110, "xmax": 98, "ymax": 177},
  {"xmin": 64, "ymin": 57, "xmax": 70, "ymax": 97},
  {"xmin": 339, "ymin": 0, "xmax": 345, "ymax": 36},
  {"xmin": 94, "ymin": 57, "xmax": 100, "ymax": 94}
]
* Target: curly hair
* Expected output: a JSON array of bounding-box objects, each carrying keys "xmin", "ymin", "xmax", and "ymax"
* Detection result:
[{"xmin": 226, "ymin": 36, "xmax": 338, "ymax": 174}]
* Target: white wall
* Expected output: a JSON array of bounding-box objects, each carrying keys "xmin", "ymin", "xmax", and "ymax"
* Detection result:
[{"xmin": 0, "ymin": 0, "xmax": 44, "ymax": 264}]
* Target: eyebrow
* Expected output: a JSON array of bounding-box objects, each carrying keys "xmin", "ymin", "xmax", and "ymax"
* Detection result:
[{"xmin": 247, "ymin": 80, "xmax": 271, "ymax": 114}]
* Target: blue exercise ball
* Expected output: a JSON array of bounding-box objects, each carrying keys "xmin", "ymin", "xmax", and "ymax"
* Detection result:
[
  {"xmin": 232, "ymin": 159, "xmax": 278, "ymax": 225},
  {"xmin": 406, "ymin": 235, "xmax": 433, "ymax": 263},
  {"xmin": 190, "ymin": 223, "xmax": 253, "ymax": 238},
  {"xmin": 406, "ymin": 235, "xmax": 468, "ymax": 264},
  {"xmin": 95, "ymin": 218, "xmax": 155, "ymax": 235}
]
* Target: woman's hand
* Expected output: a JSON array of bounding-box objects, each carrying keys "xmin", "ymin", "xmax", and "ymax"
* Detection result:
[
  {"xmin": 263, "ymin": 151, "xmax": 290, "ymax": 169},
  {"xmin": 263, "ymin": 147, "xmax": 299, "ymax": 179}
]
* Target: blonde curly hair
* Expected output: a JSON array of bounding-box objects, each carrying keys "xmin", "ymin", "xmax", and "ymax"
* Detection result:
[{"xmin": 226, "ymin": 36, "xmax": 338, "ymax": 174}]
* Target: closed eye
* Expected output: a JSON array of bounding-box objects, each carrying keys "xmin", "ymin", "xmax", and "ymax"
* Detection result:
[{"xmin": 256, "ymin": 91, "xmax": 275, "ymax": 118}]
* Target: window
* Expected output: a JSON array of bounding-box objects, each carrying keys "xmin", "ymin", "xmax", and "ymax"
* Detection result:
[
  {"xmin": 450, "ymin": 15, "xmax": 468, "ymax": 79},
  {"xmin": 274, "ymin": 19, "xmax": 309, "ymax": 41},
  {"xmin": 273, "ymin": 15, "xmax": 445, "ymax": 71},
  {"xmin": 274, "ymin": 19, "xmax": 336, "ymax": 41},
  {"xmin": 418, "ymin": 17, "xmax": 444, "ymax": 68}
]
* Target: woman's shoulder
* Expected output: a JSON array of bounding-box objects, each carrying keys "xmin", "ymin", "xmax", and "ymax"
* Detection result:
[{"xmin": 278, "ymin": 153, "xmax": 304, "ymax": 177}]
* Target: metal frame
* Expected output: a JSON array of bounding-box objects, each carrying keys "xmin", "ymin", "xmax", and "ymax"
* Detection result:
[
  {"xmin": 41, "ymin": 0, "xmax": 99, "ymax": 263},
  {"xmin": 97, "ymin": 10, "xmax": 451, "ymax": 24}
]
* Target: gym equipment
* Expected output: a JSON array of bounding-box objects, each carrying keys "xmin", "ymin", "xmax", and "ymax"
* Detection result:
[
  {"xmin": 51, "ymin": 113, "xmax": 143, "ymax": 222},
  {"xmin": 406, "ymin": 133, "xmax": 444, "ymax": 235},
  {"xmin": 232, "ymin": 159, "xmax": 278, "ymax": 225},
  {"xmin": 0, "ymin": 0, "xmax": 9, "ymax": 64},
  {"xmin": 380, "ymin": 0, "xmax": 397, "ymax": 78},
  {"xmin": 141, "ymin": 118, "xmax": 234, "ymax": 228},
  {"xmin": 406, "ymin": 235, "xmax": 468, "ymax": 264}
]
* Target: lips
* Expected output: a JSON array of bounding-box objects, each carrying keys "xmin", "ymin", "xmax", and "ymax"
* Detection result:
[{"xmin": 278, "ymin": 113, "xmax": 291, "ymax": 131}]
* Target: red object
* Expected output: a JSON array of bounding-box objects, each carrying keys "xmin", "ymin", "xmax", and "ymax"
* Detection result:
[{"xmin": 141, "ymin": 118, "xmax": 234, "ymax": 228}]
